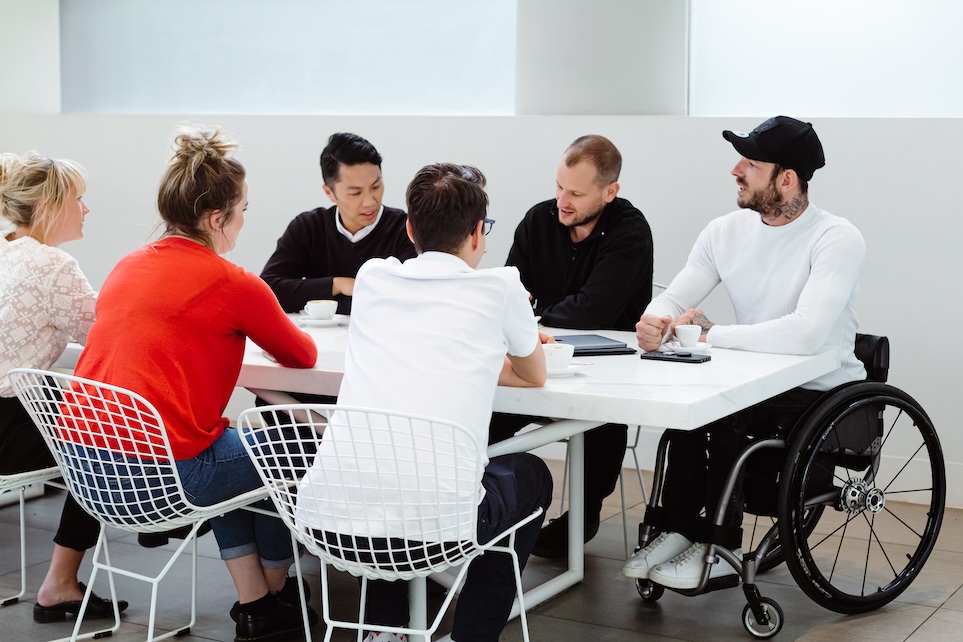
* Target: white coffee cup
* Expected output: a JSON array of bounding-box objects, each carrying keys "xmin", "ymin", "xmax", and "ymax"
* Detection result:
[
  {"xmin": 543, "ymin": 342, "xmax": 575, "ymax": 370},
  {"xmin": 674, "ymin": 324, "xmax": 702, "ymax": 348},
  {"xmin": 305, "ymin": 299, "xmax": 337, "ymax": 320}
]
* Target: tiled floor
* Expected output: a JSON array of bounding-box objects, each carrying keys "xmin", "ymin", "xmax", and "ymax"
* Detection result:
[{"xmin": 2, "ymin": 461, "xmax": 961, "ymax": 641}]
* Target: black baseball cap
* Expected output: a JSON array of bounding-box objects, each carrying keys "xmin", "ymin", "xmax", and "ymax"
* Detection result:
[{"xmin": 722, "ymin": 116, "xmax": 825, "ymax": 181}]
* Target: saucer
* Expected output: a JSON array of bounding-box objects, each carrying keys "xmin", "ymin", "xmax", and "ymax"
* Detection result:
[
  {"xmin": 665, "ymin": 341, "xmax": 711, "ymax": 354},
  {"xmin": 547, "ymin": 364, "xmax": 583, "ymax": 378},
  {"xmin": 298, "ymin": 314, "xmax": 348, "ymax": 328}
]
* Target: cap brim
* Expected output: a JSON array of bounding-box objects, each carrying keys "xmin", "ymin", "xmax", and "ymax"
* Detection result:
[{"xmin": 722, "ymin": 130, "xmax": 775, "ymax": 163}]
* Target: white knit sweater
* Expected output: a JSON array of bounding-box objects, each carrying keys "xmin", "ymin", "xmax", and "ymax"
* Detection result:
[{"xmin": 647, "ymin": 203, "xmax": 865, "ymax": 391}]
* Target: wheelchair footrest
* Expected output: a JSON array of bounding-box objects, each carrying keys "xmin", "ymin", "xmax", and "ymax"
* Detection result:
[{"xmin": 664, "ymin": 573, "xmax": 741, "ymax": 597}]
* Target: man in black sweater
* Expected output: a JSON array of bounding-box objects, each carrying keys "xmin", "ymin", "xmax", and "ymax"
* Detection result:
[
  {"xmin": 496, "ymin": 134, "xmax": 654, "ymax": 558},
  {"xmin": 257, "ymin": 133, "xmax": 416, "ymax": 412},
  {"xmin": 261, "ymin": 132, "xmax": 416, "ymax": 316}
]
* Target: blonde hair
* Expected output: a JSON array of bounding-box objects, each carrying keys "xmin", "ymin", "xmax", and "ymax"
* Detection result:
[
  {"xmin": 157, "ymin": 127, "xmax": 246, "ymax": 251},
  {"xmin": 0, "ymin": 152, "xmax": 87, "ymax": 243}
]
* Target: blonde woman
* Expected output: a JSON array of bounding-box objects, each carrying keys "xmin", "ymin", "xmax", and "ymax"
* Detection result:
[{"xmin": 0, "ymin": 152, "xmax": 129, "ymax": 622}]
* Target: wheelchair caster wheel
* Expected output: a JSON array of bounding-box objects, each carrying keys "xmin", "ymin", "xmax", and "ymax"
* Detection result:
[
  {"xmin": 635, "ymin": 579, "xmax": 664, "ymax": 602},
  {"xmin": 742, "ymin": 597, "xmax": 783, "ymax": 638}
]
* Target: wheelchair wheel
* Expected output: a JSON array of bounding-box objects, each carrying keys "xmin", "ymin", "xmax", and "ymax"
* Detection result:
[
  {"xmin": 753, "ymin": 505, "xmax": 824, "ymax": 574},
  {"xmin": 742, "ymin": 597, "xmax": 783, "ymax": 638},
  {"xmin": 778, "ymin": 383, "xmax": 945, "ymax": 613},
  {"xmin": 635, "ymin": 579, "xmax": 664, "ymax": 602}
]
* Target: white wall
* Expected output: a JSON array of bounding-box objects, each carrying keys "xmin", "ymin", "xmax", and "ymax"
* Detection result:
[
  {"xmin": 516, "ymin": 0, "xmax": 688, "ymax": 114},
  {"xmin": 1, "ymin": 113, "xmax": 959, "ymax": 505},
  {"xmin": 0, "ymin": 0, "xmax": 59, "ymax": 112}
]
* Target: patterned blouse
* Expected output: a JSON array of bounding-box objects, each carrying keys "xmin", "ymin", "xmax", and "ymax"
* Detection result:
[{"xmin": 0, "ymin": 235, "xmax": 96, "ymax": 397}]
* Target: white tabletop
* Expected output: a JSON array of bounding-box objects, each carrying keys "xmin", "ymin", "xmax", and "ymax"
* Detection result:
[{"xmin": 237, "ymin": 324, "xmax": 840, "ymax": 431}]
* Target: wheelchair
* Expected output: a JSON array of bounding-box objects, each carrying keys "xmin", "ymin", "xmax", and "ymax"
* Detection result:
[{"xmin": 632, "ymin": 334, "xmax": 946, "ymax": 638}]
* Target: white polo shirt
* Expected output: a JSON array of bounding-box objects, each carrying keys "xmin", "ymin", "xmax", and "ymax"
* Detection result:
[{"xmin": 297, "ymin": 251, "xmax": 539, "ymax": 541}]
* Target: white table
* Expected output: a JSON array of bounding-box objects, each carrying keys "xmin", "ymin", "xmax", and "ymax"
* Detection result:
[
  {"xmin": 236, "ymin": 323, "xmax": 839, "ymax": 621},
  {"xmin": 57, "ymin": 323, "xmax": 838, "ymax": 631}
]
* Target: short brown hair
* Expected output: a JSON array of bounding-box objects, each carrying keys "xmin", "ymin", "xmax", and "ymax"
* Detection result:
[
  {"xmin": 405, "ymin": 163, "xmax": 488, "ymax": 254},
  {"xmin": 563, "ymin": 135, "xmax": 622, "ymax": 186},
  {"xmin": 157, "ymin": 127, "xmax": 245, "ymax": 251}
]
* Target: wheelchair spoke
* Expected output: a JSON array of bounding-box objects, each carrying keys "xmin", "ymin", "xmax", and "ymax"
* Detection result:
[
  {"xmin": 881, "ymin": 440, "xmax": 927, "ymax": 495},
  {"xmin": 881, "ymin": 504, "xmax": 926, "ymax": 540},
  {"xmin": 861, "ymin": 510, "xmax": 901, "ymax": 580}
]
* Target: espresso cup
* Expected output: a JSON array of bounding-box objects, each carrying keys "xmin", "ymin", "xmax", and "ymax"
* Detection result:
[
  {"xmin": 674, "ymin": 324, "xmax": 702, "ymax": 348},
  {"xmin": 543, "ymin": 342, "xmax": 575, "ymax": 370},
  {"xmin": 305, "ymin": 299, "xmax": 337, "ymax": 320}
]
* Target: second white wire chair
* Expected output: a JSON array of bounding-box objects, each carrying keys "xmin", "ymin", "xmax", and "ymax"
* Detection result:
[
  {"xmin": 0, "ymin": 465, "xmax": 62, "ymax": 606},
  {"xmin": 238, "ymin": 403, "xmax": 543, "ymax": 642}
]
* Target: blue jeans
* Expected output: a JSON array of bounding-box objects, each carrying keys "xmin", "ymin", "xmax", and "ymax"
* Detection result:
[
  {"xmin": 175, "ymin": 428, "xmax": 294, "ymax": 566},
  {"xmin": 76, "ymin": 428, "xmax": 293, "ymax": 567}
]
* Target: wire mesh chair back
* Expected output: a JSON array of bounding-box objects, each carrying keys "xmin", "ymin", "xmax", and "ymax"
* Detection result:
[
  {"xmin": 238, "ymin": 404, "xmax": 485, "ymax": 582},
  {"xmin": 8, "ymin": 368, "xmax": 198, "ymax": 532}
]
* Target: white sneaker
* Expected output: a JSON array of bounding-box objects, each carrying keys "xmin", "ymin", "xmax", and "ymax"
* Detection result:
[
  {"xmin": 363, "ymin": 633, "xmax": 408, "ymax": 642},
  {"xmin": 648, "ymin": 543, "xmax": 741, "ymax": 589},
  {"xmin": 621, "ymin": 531, "xmax": 693, "ymax": 579}
]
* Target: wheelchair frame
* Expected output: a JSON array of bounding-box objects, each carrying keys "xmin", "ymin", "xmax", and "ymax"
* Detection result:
[{"xmin": 632, "ymin": 335, "xmax": 946, "ymax": 638}]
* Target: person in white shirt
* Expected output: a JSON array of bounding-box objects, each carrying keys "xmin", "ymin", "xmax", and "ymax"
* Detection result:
[
  {"xmin": 622, "ymin": 116, "xmax": 866, "ymax": 590},
  {"xmin": 0, "ymin": 151, "xmax": 129, "ymax": 622},
  {"xmin": 298, "ymin": 162, "xmax": 553, "ymax": 642}
]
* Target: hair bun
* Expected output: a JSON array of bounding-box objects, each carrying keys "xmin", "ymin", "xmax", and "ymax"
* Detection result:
[{"xmin": 170, "ymin": 127, "xmax": 238, "ymax": 173}]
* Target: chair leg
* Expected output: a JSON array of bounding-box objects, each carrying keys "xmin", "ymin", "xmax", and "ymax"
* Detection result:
[
  {"xmin": 47, "ymin": 528, "xmax": 121, "ymax": 642},
  {"xmin": 508, "ymin": 530, "xmax": 532, "ymax": 642},
  {"xmin": 291, "ymin": 532, "xmax": 313, "ymax": 642},
  {"xmin": 0, "ymin": 487, "xmax": 28, "ymax": 605}
]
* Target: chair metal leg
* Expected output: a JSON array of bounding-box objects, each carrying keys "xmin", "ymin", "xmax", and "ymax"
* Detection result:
[{"xmin": 0, "ymin": 487, "xmax": 28, "ymax": 606}]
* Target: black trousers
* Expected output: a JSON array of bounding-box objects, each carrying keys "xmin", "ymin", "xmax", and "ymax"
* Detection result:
[
  {"xmin": 489, "ymin": 412, "xmax": 627, "ymax": 520},
  {"xmin": 362, "ymin": 453, "xmax": 552, "ymax": 642},
  {"xmin": 0, "ymin": 395, "xmax": 100, "ymax": 551},
  {"xmin": 657, "ymin": 387, "xmax": 823, "ymax": 548}
]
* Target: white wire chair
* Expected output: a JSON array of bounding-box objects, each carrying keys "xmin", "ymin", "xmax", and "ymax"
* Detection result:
[
  {"xmin": 0, "ymin": 465, "xmax": 63, "ymax": 606},
  {"xmin": 238, "ymin": 404, "xmax": 543, "ymax": 642},
  {"xmin": 8, "ymin": 368, "xmax": 270, "ymax": 642}
]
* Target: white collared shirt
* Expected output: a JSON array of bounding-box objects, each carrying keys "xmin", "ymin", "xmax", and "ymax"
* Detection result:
[
  {"xmin": 297, "ymin": 251, "xmax": 539, "ymax": 541},
  {"xmin": 334, "ymin": 206, "xmax": 384, "ymax": 243}
]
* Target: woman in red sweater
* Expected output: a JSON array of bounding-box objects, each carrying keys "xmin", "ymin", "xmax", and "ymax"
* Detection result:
[{"xmin": 74, "ymin": 127, "xmax": 318, "ymax": 642}]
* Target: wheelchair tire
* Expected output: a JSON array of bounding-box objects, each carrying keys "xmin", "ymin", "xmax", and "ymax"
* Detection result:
[
  {"xmin": 777, "ymin": 382, "xmax": 945, "ymax": 614},
  {"xmin": 754, "ymin": 504, "xmax": 825, "ymax": 574}
]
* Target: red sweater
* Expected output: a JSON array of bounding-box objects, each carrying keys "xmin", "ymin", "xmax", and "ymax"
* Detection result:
[{"xmin": 74, "ymin": 237, "xmax": 317, "ymax": 459}]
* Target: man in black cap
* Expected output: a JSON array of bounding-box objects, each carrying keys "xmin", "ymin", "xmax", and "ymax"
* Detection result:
[{"xmin": 621, "ymin": 116, "xmax": 867, "ymax": 589}]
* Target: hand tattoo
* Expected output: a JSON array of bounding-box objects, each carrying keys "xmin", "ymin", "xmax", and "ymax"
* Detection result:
[{"xmin": 690, "ymin": 311, "xmax": 714, "ymax": 333}]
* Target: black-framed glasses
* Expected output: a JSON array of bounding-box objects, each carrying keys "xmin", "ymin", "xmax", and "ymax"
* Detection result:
[{"xmin": 481, "ymin": 218, "xmax": 495, "ymax": 235}]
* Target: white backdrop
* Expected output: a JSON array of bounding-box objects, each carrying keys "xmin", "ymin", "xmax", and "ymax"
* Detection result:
[{"xmin": 2, "ymin": 113, "xmax": 958, "ymax": 505}]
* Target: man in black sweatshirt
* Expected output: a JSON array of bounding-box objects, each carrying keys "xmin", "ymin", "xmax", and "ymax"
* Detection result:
[
  {"xmin": 261, "ymin": 132, "xmax": 416, "ymax": 316},
  {"xmin": 495, "ymin": 134, "xmax": 654, "ymax": 558}
]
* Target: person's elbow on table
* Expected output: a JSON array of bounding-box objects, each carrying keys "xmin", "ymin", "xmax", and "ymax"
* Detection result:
[{"xmin": 500, "ymin": 344, "xmax": 547, "ymax": 388}]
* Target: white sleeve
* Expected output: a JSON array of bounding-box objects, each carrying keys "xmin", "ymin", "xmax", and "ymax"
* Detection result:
[
  {"xmin": 645, "ymin": 226, "xmax": 721, "ymax": 318},
  {"xmin": 501, "ymin": 267, "xmax": 539, "ymax": 358},
  {"xmin": 49, "ymin": 256, "xmax": 97, "ymax": 345},
  {"xmin": 708, "ymin": 224, "xmax": 865, "ymax": 353}
]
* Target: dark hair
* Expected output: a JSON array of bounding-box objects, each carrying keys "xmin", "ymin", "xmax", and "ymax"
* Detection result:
[
  {"xmin": 157, "ymin": 127, "xmax": 245, "ymax": 251},
  {"xmin": 320, "ymin": 133, "xmax": 383, "ymax": 187},
  {"xmin": 405, "ymin": 163, "xmax": 488, "ymax": 254},
  {"xmin": 563, "ymin": 135, "xmax": 622, "ymax": 186},
  {"xmin": 771, "ymin": 163, "xmax": 809, "ymax": 195}
]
